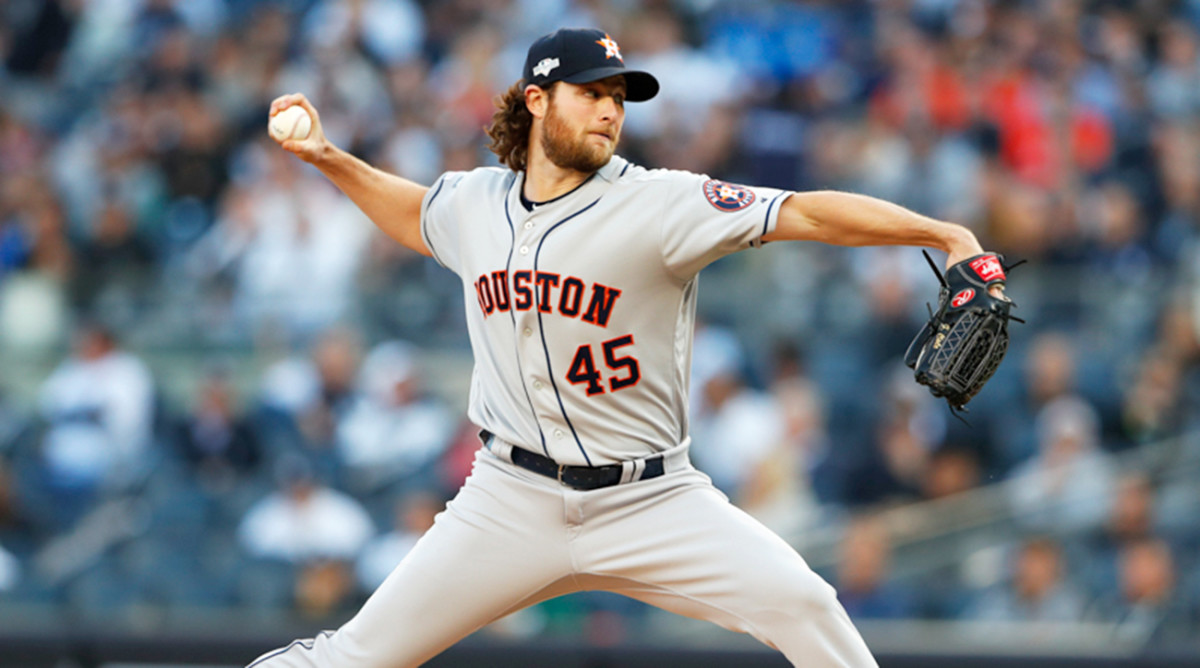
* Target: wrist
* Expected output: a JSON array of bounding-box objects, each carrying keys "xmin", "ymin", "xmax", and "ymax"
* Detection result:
[
  {"xmin": 309, "ymin": 139, "xmax": 346, "ymax": 172},
  {"xmin": 312, "ymin": 139, "xmax": 337, "ymax": 163},
  {"xmin": 942, "ymin": 224, "xmax": 983, "ymax": 266}
]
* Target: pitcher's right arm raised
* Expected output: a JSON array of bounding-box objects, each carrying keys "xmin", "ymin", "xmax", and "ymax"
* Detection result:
[{"xmin": 268, "ymin": 93, "xmax": 431, "ymax": 257}]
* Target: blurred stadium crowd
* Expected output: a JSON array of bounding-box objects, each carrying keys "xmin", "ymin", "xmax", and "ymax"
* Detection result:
[{"xmin": 2, "ymin": 0, "xmax": 1200, "ymax": 651}]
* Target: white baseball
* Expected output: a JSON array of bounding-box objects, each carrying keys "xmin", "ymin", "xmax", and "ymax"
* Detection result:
[{"xmin": 269, "ymin": 105, "xmax": 312, "ymax": 141}]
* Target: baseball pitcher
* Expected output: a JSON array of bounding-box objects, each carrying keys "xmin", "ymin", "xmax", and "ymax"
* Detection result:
[{"xmin": 250, "ymin": 27, "xmax": 1007, "ymax": 668}]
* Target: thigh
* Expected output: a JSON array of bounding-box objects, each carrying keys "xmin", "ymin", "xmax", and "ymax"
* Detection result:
[
  {"xmin": 578, "ymin": 470, "xmax": 877, "ymax": 668},
  {"xmin": 250, "ymin": 452, "xmax": 577, "ymax": 668}
]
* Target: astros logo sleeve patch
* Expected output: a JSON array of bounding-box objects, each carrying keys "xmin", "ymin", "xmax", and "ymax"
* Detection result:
[{"xmin": 702, "ymin": 179, "xmax": 756, "ymax": 212}]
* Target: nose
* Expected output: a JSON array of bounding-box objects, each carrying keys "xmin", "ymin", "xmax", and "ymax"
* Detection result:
[{"xmin": 598, "ymin": 95, "xmax": 619, "ymax": 121}]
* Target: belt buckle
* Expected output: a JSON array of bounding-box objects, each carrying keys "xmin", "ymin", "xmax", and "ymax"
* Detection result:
[{"xmin": 557, "ymin": 464, "xmax": 566, "ymax": 485}]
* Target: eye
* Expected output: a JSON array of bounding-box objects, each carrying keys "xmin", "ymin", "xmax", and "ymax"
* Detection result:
[{"xmin": 614, "ymin": 93, "xmax": 626, "ymax": 107}]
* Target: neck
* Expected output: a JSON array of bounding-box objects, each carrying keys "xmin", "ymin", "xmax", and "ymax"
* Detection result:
[{"xmin": 523, "ymin": 137, "xmax": 595, "ymax": 202}]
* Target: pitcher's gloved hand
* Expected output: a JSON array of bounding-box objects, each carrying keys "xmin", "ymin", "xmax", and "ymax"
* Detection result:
[{"xmin": 904, "ymin": 252, "xmax": 1024, "ymax": 412}]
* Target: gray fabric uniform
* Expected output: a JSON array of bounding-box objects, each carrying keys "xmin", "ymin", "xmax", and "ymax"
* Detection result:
[{"xmin": 249, "ymin": 156, "xmax": 878, "ymax": 668}]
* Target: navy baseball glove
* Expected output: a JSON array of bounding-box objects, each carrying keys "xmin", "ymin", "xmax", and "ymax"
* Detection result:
[{"xmin": 904, "ymin": 251, "xmax": 1023, "ymax": 412}]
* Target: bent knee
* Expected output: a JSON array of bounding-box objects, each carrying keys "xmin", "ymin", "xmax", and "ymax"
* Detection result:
[{"xmin": 755, "ymin": 570, "xmax": 843, "ymax": 621}]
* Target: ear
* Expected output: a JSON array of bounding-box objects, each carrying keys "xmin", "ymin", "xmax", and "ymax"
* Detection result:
[{"xmin": 525, "ymin": 84, "xmax": 549, "ymax": 119}]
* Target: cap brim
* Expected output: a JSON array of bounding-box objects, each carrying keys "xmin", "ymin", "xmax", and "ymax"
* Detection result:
[{"xmin": 561, "ymin": 67, "xmax": 659, "ymax": 102}]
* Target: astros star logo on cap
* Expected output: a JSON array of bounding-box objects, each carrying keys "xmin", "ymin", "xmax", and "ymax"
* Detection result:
[
  {"xmin": 596, "ymin": 34, "xmax": 623, "ymax": 62},
  {"xmin": 522, "ymin": 28, "xmax": 658, "ymax": 101}
]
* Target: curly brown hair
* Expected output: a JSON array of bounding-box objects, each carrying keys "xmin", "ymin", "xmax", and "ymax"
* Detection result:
[{"xmin": 486, "ymin": 81, "xmax": 553, "ymax": 172}]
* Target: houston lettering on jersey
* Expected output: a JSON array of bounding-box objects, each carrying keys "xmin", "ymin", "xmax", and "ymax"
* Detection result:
[{"xmin": 474, "ymin": 270, "xmax": 622, "ymax": 327}]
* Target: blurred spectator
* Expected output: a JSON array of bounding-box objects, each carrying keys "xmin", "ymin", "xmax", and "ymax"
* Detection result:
[
  {"xmin": 1102, "ymin": 472, "xmax": 1158, "ymax": 546},
  {"xmin": 173, "ymin": 364, "xmax": 262, "ymax": 491},
  {"xmin": 0, "ymin": 452, "xmax": 32, "ymax": 549},
  {"xmin": 239, "ymin": 152, "xmax": 373, "ymax": 337},
  {"xmin": 688, "ymin": 321, "xmax": 744, "ymax": 422},
  {"xmin": 844, "ymin": 365, "xmax": 946, "ymax": 507},
  {"xmin": 237, "ymin": 454, "xmax": 373, "ymax": 563},
  {"xmin": 1089, "ymin": 537, "xmax": 1190, "ymax": 644},
  {"xmin": 71, "ymin": 199, "xmax": 156, "ymax": 318},
  {"xmin": 1079, "ymin": 182, "xmax": 1158, "ymax": 363},
  {"xmin": 193, "ymin": 146, "xmax": 373, "ymax": 342},
  {"xmin": 966, "ymin": 536, "xmax": 1085, "ymax": 624},
  {"xmin": 622, "ymin": 8, "xmax": 739, "ymax": 174},
  {"xmin": 703, "ymin": 0, "xmax": 841, "ymax": 90},
  {"xmin": 295, "ymin": 558, "xmax": 358, "ymax": 618},
  {"xmin": 1153, "ymin": 123, "xmax": 1200, "ymax": 266},
  {"xmin": 0, "ymin": 388, "xmax": 26, "ymax": 455},
  {"xmin": 2, "ymin": 0, "xmax": 77, "ymax": 79},
  {"xmin": 336, "ymin": 340, "xmax": 454, "ymax": 493},
  {"xmin": 921, "ymin": 446, "xmax": 981, "ymax": 501},
  {"xmin": 1025, "ymin": 333, "xmax": 1081, "ymax": 403},
  {"xmin": 429, "ymin": 23, "xmax": 507, "ymax": 143},
  {"xmin": 435, "ymin": 418, "xmax": 492, "ymax": 496},
  {"xmin": 877, "ymin": 365, "xmax": 946, "ymax": 491},
  {"xmin": 34, "ymin": 321, "xmax": 155, "ymax": 528},
  {"xmin": 155, "ymin": 86, "xmax": 231, "ymax": 214},
  {"xmin": 1146, "ymin": 21, "xmax": 1200, "ymax": 121},
  {"xmin": 994, "ymin": 332, "xmax": 1080, "ymax": 468},
  {"xmin": 1122, "ymin": 348, "xmax": 1185, "ymax": 446},
  {"xmin": 356, "ymin": 490, "xmax": 442, "ymax": 592},
  {"xmin": 833, "ymin": 514, "xmax": 914, "ymax": 620},
  {"xmin": 978, "ymin": 11, "xmax": 1114, "ymax": 190},
  {"xmin": 49, "ymin": 84, "xmax": 167, "ymax": 240},
  {"xmin": 375, "ymin": 63, "xmax": 444, "ymax": 183},
  {"xmin": 0, "ymin": 116, "xmax": 40, "ymax": 278},
  {"xmin": 0, "ymin": 540, "xmax": 17, "ymax": 592},
  {"xmin": 1083, "ymin": 181, "xmax": 1152, "ymax": 278},
  {"xmin": 302, "ymin": 0, "xmax": 425, "ymax": 68},
  {"xmin": 178, "ymin": 183, "xmax": 255, "ymax": 338},
  {"xmin": 849, "ymin": 246, "xmax": 927, "ymax": 366},
  {"xmin": 1082, "ymin": 471, "xmax": 1159, "ymax": 597},
  {"xmin": 739, "ymin": 377, "xmax": 823, "ymax": 536},
  {"xmin": 1008, "ymin": 397, "xmax": 1117, "ymax": 536},
  {"xmin": 0, "ymin": 174, "xmax": 73, "ymax": 281},
  {"xmin": 1156, "ymin": 296, "xmax": 1200, "ymax": 364},
  {"xmin": 984, "ymin": 176, "xmax": 1058, "ymax": 265},
  {"xmin": 258, "ymin": 325, "xmax": 363, "ymax": 471},
  {"xmin": 689, "ymin": 365, "xmax": 783, "ymax": 500},
  {"xmin": 237, "ymin": 453, "xmax": 373, "ymax": 618}
]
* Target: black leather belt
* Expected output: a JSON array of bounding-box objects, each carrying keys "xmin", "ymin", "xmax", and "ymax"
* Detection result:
[{"xmin": 481, "ymin": 431, "xmax": 664, "ymax": 491}]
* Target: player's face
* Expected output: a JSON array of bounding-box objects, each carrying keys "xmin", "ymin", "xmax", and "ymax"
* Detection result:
[{"xmin": 541, "ymin": 77, "xmax": 626, "ymax": 173}]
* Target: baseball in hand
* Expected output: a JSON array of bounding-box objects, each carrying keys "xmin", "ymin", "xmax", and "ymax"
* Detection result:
[{"xmin": 269, "ymin": 105, "xmax": 312, "ymax": 141}]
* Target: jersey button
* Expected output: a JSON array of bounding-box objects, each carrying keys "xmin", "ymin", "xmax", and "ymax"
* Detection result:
[
  {"xmin": 523, "ymin": 328, "xmax": 533, "ymax": 337},
  {"xmin": 519, "ymin": 245, "xmax": 529, "ymax": 255},
  {"xmin": 532, "ymin": 380, "xmax": 543, "ymax": 390},
  {"xmin": 523, "ymin": 222, "xmax": 534, "ymax": 230},
  {"xmin": 554, "ymin": 429, "xmax": 565, "ymax": 439}
]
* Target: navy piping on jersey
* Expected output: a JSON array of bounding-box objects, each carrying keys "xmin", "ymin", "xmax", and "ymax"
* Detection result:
[
  {"xmin": 503, "ymin": 176, "xmax": 550, "ymax": 456},
  {"xmin": 519, "ymin": 173, "xmax": 594, "ymax": 211},
  {"xmin": 534, "ymin": 197, "xmax": 603, "ymax": 466},
  {"xmin": 421, "ymin": 177, "xmax": 449, "ymax": 266},
  {"xmin": 618, "ymin": 163, "xmax": 630, "ymax": 177},
  {"xmin": 761, "ymin": 191, "xmax": 787, "ymax": 239},
  {"xmin": 248, "ymin": 630, "xmax": 334, "ymax": 667}
]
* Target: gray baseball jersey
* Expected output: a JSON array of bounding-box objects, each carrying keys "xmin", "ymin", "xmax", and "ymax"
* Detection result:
[
  {"xmin": 250, "ymin": 155, "xmax": 880, "ymax": 668},
  {"xmin": 421, "ymin": 155, "xmax": 790, "ymax": 466}
]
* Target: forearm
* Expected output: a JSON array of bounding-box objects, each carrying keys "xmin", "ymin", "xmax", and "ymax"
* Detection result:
[
  {"xmin": 766, "ymin": 191, "xmax": 982, "ymax": 266},
  {"xmin": 311, "ymin": 144, "xmax": 432, "ymax": 256},
  {"xmin": 269, "ymin": 93, "xmax": 431, "ymax": 256}
]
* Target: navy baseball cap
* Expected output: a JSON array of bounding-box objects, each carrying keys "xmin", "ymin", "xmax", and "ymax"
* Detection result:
[{"xmin": 523, "ymin": 28, "xmax": 659, "ymax": 102}]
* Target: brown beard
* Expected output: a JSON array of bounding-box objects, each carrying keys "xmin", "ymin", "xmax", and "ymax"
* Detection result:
[{"xmin": 540, "ymin": 101, "xmax": 615, "ymax": 173}]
